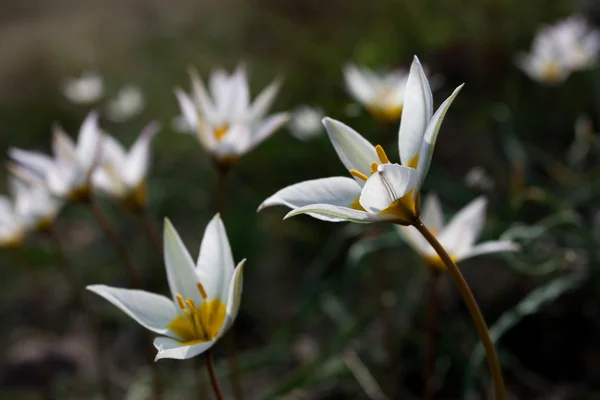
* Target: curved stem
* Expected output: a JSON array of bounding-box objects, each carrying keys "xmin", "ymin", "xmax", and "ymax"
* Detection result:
[
  {"xmin": 88, "ymin": 197, "xmax": 141, "ymax": 289},
  {"xmin": 206, "ymin": 350, "xmax": 225, "ymax": 400},
  {"xmin": 423, "ymin": 267, "xmax": 439, "ymax": 400},
  {"xmin": 412, "ymin": 218, "xmax": 506, "ymax": 400}
]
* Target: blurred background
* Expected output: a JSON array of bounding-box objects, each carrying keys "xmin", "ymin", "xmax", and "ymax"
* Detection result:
[{"xmin": 1, "ymin": 0, "xmax": 600, "ymax": 398}]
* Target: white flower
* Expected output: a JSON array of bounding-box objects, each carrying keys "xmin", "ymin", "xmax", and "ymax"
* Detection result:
[
  {"xmin": 9, "ymin": 112, "xmax": 102, "ymax": 202},
  {"xmin": 87, "ymin": 214, "xmax": 245, "ymax": 361},
  {"xmin": 259, "ymin": 56, "xmax": 463, "ymax": 225},
  {"xmin": 92, "ymin": 122, "xmax": 159, "ymax": 209},
  {"xmin": 464, "ymin": 166, "xmax": 494, "ymax": 191},
  {"xmin": 289, "ymin": 106, "xmax": 325, "ymax": 141},
  {"xmin": 517, "ymin": 16, "xmax": 600, "ymax": 84},
  {"xmin": 396, "ymin": 194, "xmax": 517, "ymax": 270},
  {"xmin": 107, "ymin": 85, "xmax": 145, "ymax": 122},
  {"xmin": 11, "ymin": 178, "xmax": 63, "ymax": 232},
  {"xmin": 63, "ymin": 72, "xmax": 103, "ymax": 104},
  {"xmin": 343, "ymin": 64, "xmax": 408, "ymax": 122},
  {"xmin": 553, "ymin": 16, "xmax": 600, "ymax": 70},
  {"xmin": 0, "ymin": 194, "xmax": 26, "ymax": 248},
  {"xmin": 175, "ymin": 65, "xmax": 289, "ymax": 165}
]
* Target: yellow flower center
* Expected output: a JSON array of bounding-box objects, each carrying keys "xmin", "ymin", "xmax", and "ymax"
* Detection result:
[
  {"xmin": 542, "ymin": 63, "xmax": 562, "ymax": 82},
  {"xmin": 214, "ymin": 124, "xmax": 229, "ymax": 142},
  {"xmin": 423, "ymin": 253, "xmax": 457, "ymax": 271},
  {"xmin": 167, "ymin": 282, "xmax": 227, "ymax": 345},
  {"xmin": 366, "ymin": 105, "xmax": 403, "ymax": 123},
  {"xmin": 348, "ymin": 145, "xmax": 418, "ymax": 222},
  {"xmin": 67, "ymin": 184, "xmax": 91, "ymax": 204}
]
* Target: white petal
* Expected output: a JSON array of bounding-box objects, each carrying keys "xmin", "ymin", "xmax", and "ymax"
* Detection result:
[
  {"xmin": 0, "ymin": 196, "xmax": 16, "ymax": 225},
  {"xmin": 163, "ymin": 218, "xmax": 203, "ymax": 304},
  {"xmin": 122, "ymin": 122, "xmax": 159, "ymax": 187},
  {"xmin": 284, "ymin": 203, "xmax": 377, "ymax": 223},
  {"xmin": 227, "ymin": 65, "xmax": 250, "ymax": 120},
  {"xmin": 92, "ymin": 168, "xmax": 125, "ymax": 198},
  {"xmin": 100, "ymin": 134, "xmax": 128, "ymax": 168},
  {"xmin": 415, "ymin": 84, "xmax": 464, "ymax": 189},
  {"xmin": 9, "ymin": 149, "xmax": 54, "ymax": 179},
  {"xmin": 196, "ymin": 214, "xmax": 235, "ymax": 300},
  {"xmin": 153, "ymin": 337, "xmax": 216, "ymax": 361},
  {"xmin": 248, "ymin": 78, "xmax": 282, "ymax": 122},
  {"xmin": 209, "ymin": 69, "xmax": 232, "ymax": 118},
  {"xmin": 421, "ymin": 193, "xmax": 444, "ymax": 233},
  {"xmin": 458, "ymin": 240, "xmax": 519, "ymax": 261},
  {"xmin": 247, "ymin": 112, "xmax": 290, "ymax": 153},
  {"xmin": 175, "ymin": 89, "xmax": 199, "ymax": 130},
  {"xmin": 398, "ymin": 56, "xmax": 433, "ymax": 166},
  {"xmin": 322, "ymin": 118, "xmax": 378, "ymax": 178},
  {"xmin": 220, "ymin": 259, "xmax": 245, "ymax": 336},
  {"xmin": 438, "ymin": 196, "xmax": 487, "ymax": 257},
  {"xmin": 395, "ymin": 225, "xmax": 433, "ymax": 257},
  {"xmin": 343, "ymin": 65, "xmax": 375, "ymax": 105},
  {"xmin": 76, "ymin": 111, "xmax": 102, "ymax": 172},
  {"xmin": 188, "ymin": 67, "xmax": 218, "ymax": 122},
  {"xmin": 52, "ymin": 127, "xmax": 77, "ymax": 164},
  {"xmin": 87, "ymin": 284, "xmax": 178, "ymax": 337},
  {"xmin": 258, "ymin": 177, "xmax": 362, "ymax": 223},
  {"xmin": 359, "ymin": 164, "xmax": 418, "ymax": 213},
  {"xmin": 216, "ymin": 124, "xmax": 252, "ymax": 157}
]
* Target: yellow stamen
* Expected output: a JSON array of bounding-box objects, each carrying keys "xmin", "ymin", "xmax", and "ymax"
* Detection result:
[
  {"xmin": 350, "ymin": 197, "xmax": 366, "ymax": 211},
  {"xmin": 214, "ymin": 124, "xmax": 229, "ymax": 141},
  {"xmin": 186, "ymin": 299, "xmax": 197, "ymax": 312},
  {"xmin": 371, "ymin": 162, "xmax": 379, "ymax": 174},
  {"xmin": 193, "ymin": 312, "xmax": 208, "ymax": 338},
  {"xmin": 197, "ymin": 282, "xmax": 208, "ymax": 299},
  {"xmin": 375, "ymin": 145, "xmax": 389, "ymax": 164},
  {"xmin": 349, "ymin": 169, "xmax": 368, "ymax": 181},
  {"xmin": 176, "ymin": 294, "xmax": 186, "ymax": 310}
]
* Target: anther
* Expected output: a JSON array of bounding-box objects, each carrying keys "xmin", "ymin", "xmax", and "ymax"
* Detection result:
[
  {"xmin": 371, "ymin": 162, "xmax": 379, "ymax": 174},
  {"xmin": 186, "ymin": 299, "xmax": 197, "ymax": 312},
  {"xmin": 349, "ymin": 169, "xmax": 368, "ymax": 181},
  {"xmin": 176, "ymin": 294, "xmax": 186, "ymax": 311},
  {"xmin": 197, "ymin": 282, "xmax": 208, "ymax": 300},
  {"xmin": 375, "ymin": 145, "xmax": 389, "ymax": 164}
]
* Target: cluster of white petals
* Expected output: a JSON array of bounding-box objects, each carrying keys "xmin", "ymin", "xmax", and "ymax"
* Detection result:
[
  {"xmin": 517, "ymin": 16, "xmax": 600, "ymax": 84},
  {"xmin": 175, "ymin": 66, "xmax": 289, "ymax": 164}
]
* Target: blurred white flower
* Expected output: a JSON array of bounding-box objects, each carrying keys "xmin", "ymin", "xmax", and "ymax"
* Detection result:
[
  {"xmin": 9, "ymin": 112, "xmax": 102, "ymax": 202},
  {"xmin": 289, "ymin": 106, "xmax": 325, "ymax": 141},
  {"xmin": 343, "ymin": 64, "xmax": 408, "ymax": 123},
  {"xmin": 92, "ymin": 122, "xmax": 159, "ymax": 210},
  {"xmin": 464, "ymin": 166, "xmax": 495, "ymax": 191},
  {"xmin": 175, "ymin": 65, "xmax": 289, "ymax": 166},
  {"xmin": 0, "ymin": 194, "xmax": 26, "ymax": 248},
  {"xmin": 107, "ymin": 86, "xmax": 145, "ymax": 122},
  {"xmin": 63, "ymin": 72, "xmax": 103, "ymax": 104},
  {"xmin": 259, "ymin": 57, "xmax": 463, "ymax": 225},
  {"xmin": 87, "ymin": 214, "xmax": 245, "ymax": 361},
  {"xmin": 11, "ymin": 178, "xmax": 63, "ymax": 232},
  {"xmin": 396, "ymin": 194, "xmax": 517, "ymax": 270},
  {"xmin": 517, "ymin": 16, "xmax": 600, "ymax": 84},
  {"xmin": 170, "ymin": 115, "xmax": 193, "ymax": 134}
]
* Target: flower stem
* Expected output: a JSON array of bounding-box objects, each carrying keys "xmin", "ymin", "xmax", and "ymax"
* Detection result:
[
  {"xmin": 423, "ymin": 267, "xmax": 440, "ymax": 400},
  {"xmin": 88, "ymin": 197, "xmax": 142, "ymax": 289},
  {"xmin": 46, "ymin": 226, "xmax": 113, "ymax": 400},
  {"xmin": 215, "ymin": 163, "xmax": 244, "ymax": 400},
  {"xmin": 412, "ymin": 218, "xmax": 506, "ymax": 400},
  {"xmin": 206, "ymin": 350, "xmax": 225, "ymax": 400}
]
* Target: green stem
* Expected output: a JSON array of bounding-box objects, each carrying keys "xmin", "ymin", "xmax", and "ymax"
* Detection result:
[
  {"xmin": 88, "ymin": 197, "xmax": 141, "ymax": 289},
  {"xmin": 206, "ymin": 350, "xmax": 225, "ymax": 400},
  {"xmin": 412, "ymin": 218, "xmax": 506, "ymax": 400}
]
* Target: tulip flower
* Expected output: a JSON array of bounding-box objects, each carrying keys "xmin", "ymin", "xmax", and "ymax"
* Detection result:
[
  {"xmin": 396, "ymin": 194, "xmax": 517, "ymax": 270},
  {"xmin": 87, "ymin": 214, "xmax": 245, "ymax": 361},
  {"xmin": 175, "ymin": 65, "xmax": 289, "ymax": 167},
  {"xmin": 259, "ymin": 56, "xmax": 463, "ymax": 225},
  {"xmin": 9, "ymin": 112, "xmax": 102, "ymax": 202},
  {"xmin": 63, "ymin": 72, "xmax": 103, "ymax": 105},
  {"xmin": 343, "ymin": 64, "xmax": 408, "ymax": 122},
  {"xmin": 92, "ymin": 122, "xmax": 159, "ymax": 211},
  {"xmin": 11, "ymin": 178, "xmax": 63, "ymax": 232},
  {"xmin": 517, "ymin": 16, "xmax": 600, "ymax": 84}
]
